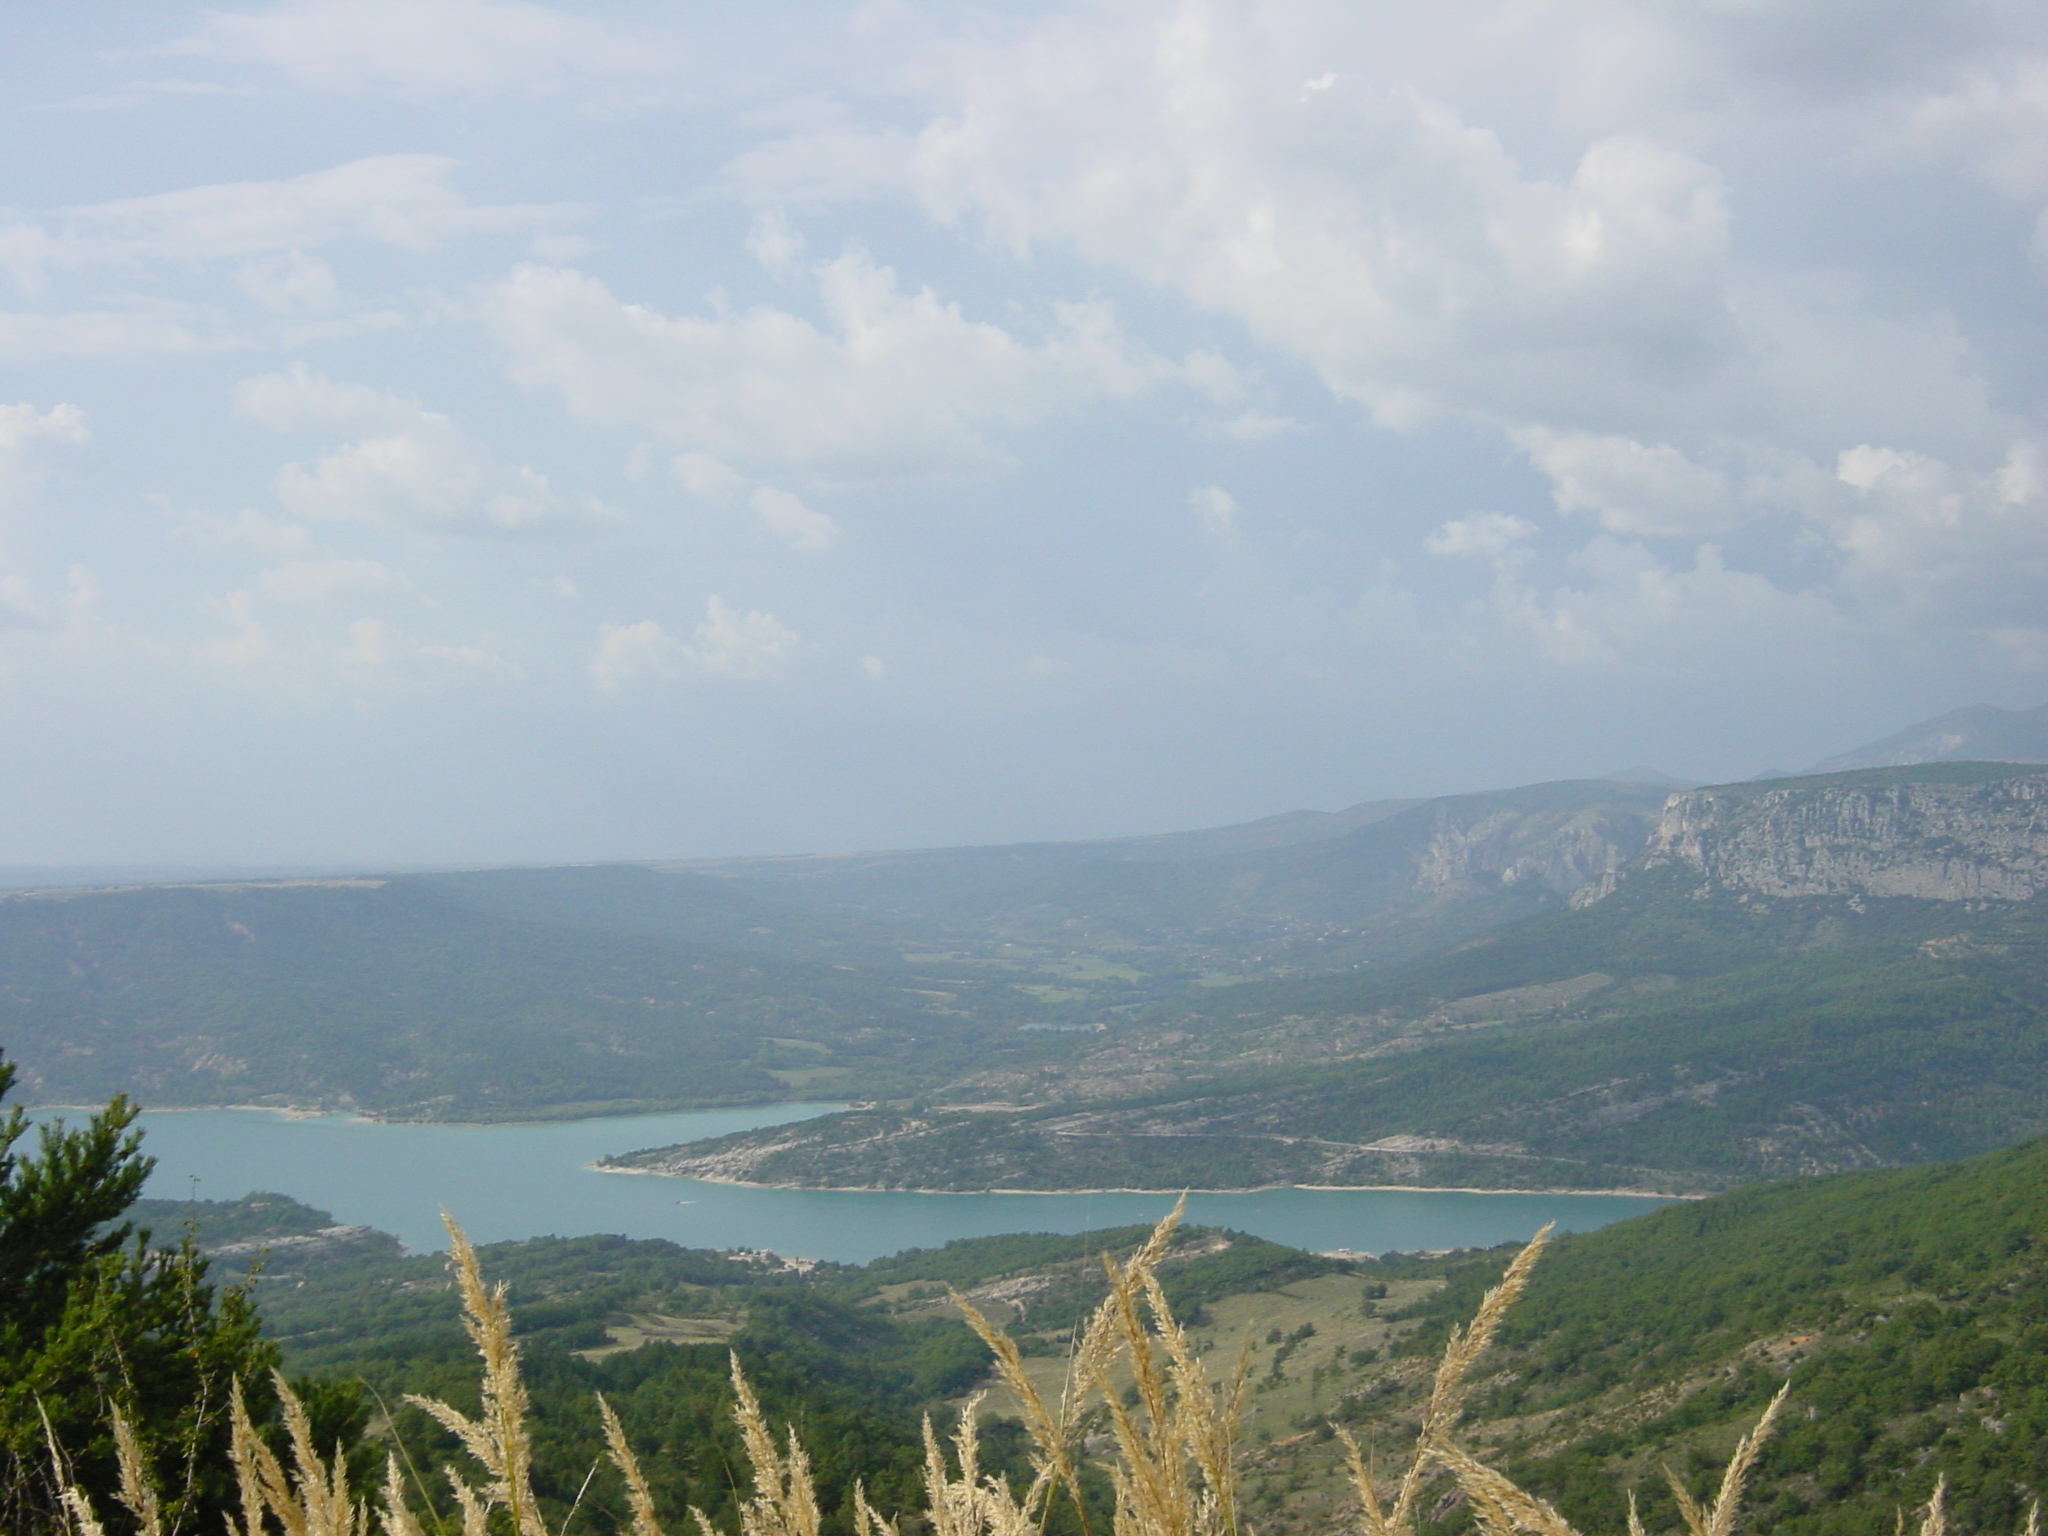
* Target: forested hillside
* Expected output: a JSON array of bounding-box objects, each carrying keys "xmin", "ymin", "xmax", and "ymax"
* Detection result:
[
  {"xmin": 1377, "ymin": 1133, "xmax": 2048, "ymax": 1536},
  {"xmin": 153, "ymin": 1191, "xmax": 1342, "ymax": 1534}
]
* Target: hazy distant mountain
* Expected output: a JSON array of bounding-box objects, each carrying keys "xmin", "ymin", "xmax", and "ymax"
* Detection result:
[
  {"xmin": 36, "ymin": 760, "xmax": 2048, "ymax": 1150},
  {"xmin": 1, "ymin": 777, "xmax": 1674, "ymax": 1116},
  {"xmin": 1810, "ymin": 702, "xmax": 2048, "ymax": 771},
  {"xmin": 625, "ymin": 762, "xmax": 2048, "ymax": 1195},
  {"xmin": 669, "ymin": 778, "xmax": 1676, "ymax": 963},
  {"xmin": 1596, "ymin": 766, "xmax": 1695, "ymax": 787}
]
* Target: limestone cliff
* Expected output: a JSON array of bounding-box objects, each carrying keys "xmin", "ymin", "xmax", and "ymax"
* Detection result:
[
  {"xmin": 1408, "ymin": 800, "xmax": 1654, "ymax": 899},
  {"xmin": 1578, "ymin": 764, "xmax": 2048, "ymax": 905}
]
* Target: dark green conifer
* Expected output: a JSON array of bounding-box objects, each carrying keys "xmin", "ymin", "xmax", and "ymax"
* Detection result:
[{"xmin": 0, "ymin": 1052, "xmax": 280, "ymax": 1533}]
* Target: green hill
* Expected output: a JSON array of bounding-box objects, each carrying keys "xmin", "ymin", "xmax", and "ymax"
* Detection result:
[
  {"xmin": 1353, "ymin": 1133, "xmax": 2048, "ymax": 1536},
  {"xmin": 158, "ymin": 1188, "xmax": 1345, "ymax": 1536},
  {"xmin": 0, "ymin": 876, "xmax": 1056, "ymax": 1117}
]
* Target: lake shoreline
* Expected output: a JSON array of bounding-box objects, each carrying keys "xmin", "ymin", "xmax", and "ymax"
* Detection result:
[
  {"xmin": 589, "ymin": 1163, "xmax": 1697, "ymax": 1201},
  {"xmin": 29, "ymin": 1100, "xmax": 345, "ymax": 1121},
  {"xmin": 49, "ymin": 1100, "xmax": 1694, "ymax": 1203},
  {"xmin": 103, "ymin": 1104, "xmax": 1678, "ymax": 1261},
  {"xmin": 28, "ymin": 1098, "xmax": 848, "ymax": 1128}
]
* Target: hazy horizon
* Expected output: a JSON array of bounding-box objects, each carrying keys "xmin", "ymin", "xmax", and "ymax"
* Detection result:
[{"xmin": 7, "ymin": 4, "xmax": 2048, "ymax": 866}]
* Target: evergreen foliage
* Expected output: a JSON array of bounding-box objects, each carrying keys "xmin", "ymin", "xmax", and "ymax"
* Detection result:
[
  {"xmin": 0, "ymin": 1054, "xmax": 285, "ymax": 1533},
  {"xmin": 1383, "ymin": 1134, "xmax": 2048, "ymax": 1536}
]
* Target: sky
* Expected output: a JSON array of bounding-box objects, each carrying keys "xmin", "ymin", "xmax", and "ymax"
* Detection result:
[{"xmin": 4, "ymin": 0, "xmax": 2047, "ymax": 866}]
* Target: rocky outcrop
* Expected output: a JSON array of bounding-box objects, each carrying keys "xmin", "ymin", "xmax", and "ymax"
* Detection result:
[
  {"xmin": 1598, "ymin": 767, "xmax": 2048, "ymax": 903},
  {"xmin": 1411, "ymin": 801, "xmax": 1656, "ymax": 899},
  {"xmin": 204, "ymin": 1224, "xmax": 384, "ymax": 1259}
]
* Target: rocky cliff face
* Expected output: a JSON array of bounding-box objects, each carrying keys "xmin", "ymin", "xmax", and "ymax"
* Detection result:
[
  {"xmin": 1587, "ymin": 767, "xmax": 2048, "ymax": 903},
  {"xmin": 1411, "ymin": 801, "xmax": 1656, "ymax": 899}
]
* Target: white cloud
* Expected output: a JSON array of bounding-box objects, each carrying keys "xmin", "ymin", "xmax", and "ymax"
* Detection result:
[
  {"xmin": 1905, "ymin": 48, "xmax": 2048, "ymax": 206},
  {"xmin": 1514, "ymin": 427, "xmax": 1740, "ymax": 537},
  {"xmin": 1737, "ymin": 278, "xmax": 2014, "ymax": 465},
  {"xmin": 703, "ymin": 0, "xmax": 2048, "ymax": 686},
  {"xmin": 1426, "ymin": 512, "xmax": 1535, "ymax": 559},
  {"xmin": 1189, "ymin": 483, "xmax": 1237, "ymax": 542},
  {"xmin": 745, "ymin": 208, "xmax": 807, "ymax": 279},
  {"xmin": 200, "ymin": 562, "xmax": 516, "ymax": 687},
  {"xmin": 0, "ymin": 406, "xmax": 87, "ymax": 624},
  {"xmin": 32, "ymin": 78, "xmax": 262, "ymax": 113},
  {"xmin": 0, "ymin": 156, "xmax": 572, "ymax": 291},
  {"xmin": 529, "ymin": 232, "xmax": 595, "ymax": 263},
  {"xmin": 477, "ymin": 253, "xmax": 1179, "ymax": 482},
  {"xmin": 235, "ymin": 250, "xmax": 342, "ymax": 314},
  {"xmin": 1216, "ymin": 410, "xmax": 1309, "ymax": 441},
  {"xmin": 164, "ymin": 0, "xmax": 678, "ymax": 102},
  {"xmin": 1825, "ymin": 439, "xmax": 2048, "ymax": 629},
  {"xmin": 234, "ymin": 365, "xmax": 393, "ymax": 433},
  {"xmin": 589, "ymin": 618, "xmax": 685, "ymax": 691},
  {"xmin": 733, "ymin": 12, "xmax": 1741, "ymax": 435},
  {"xmin": 1988, "ymin": 624, "xmax": 2048, "ymax": 672},
  {"xmin": 1180, "ymin": 348, "xmax": 1244, "ymax": 404},
  {"xmin": 0, "ymin": 308, "xmax": 210, "ymax": 362},
  {"xmin": 747, "ymin": 486, "xmax": 838, "ymax": 553},
  {"xmin": 688, "ymin": 595, "xmax": 800, "ymax": 679},
  {"xmin": 672, "ymin": 453, "xmax": 839, "ymax": 551},
  {"xmin": 672, "ymin": 452, "xmax": 748, "ymax": 500},
  {"xmin": 250, "ymin": 557, "xmax": 420, "ymax": 609},
  {"xmin": 0, "ymin": 561, "xmax": 114, "ymax": 647},
  {"xmin": 1836, "ymin": 444, "xmax": 1926, "ymax": 494},
  {"xmin": 11, "ymin": 0, "xmax": 2048, "ymax": 852},
  {"xmin": 1474, "ymin": 538, "xmax": 1846, "ymax": 673},
  {"xmin": 176, "ymin": 507, "xmax": 316, "ymax": 556},
  {"xmin": 1426, "ymin": 428, "xmax": 2048, "ymax": 678},
  {"xmin": 590, "ymin": 596, "xmax": 800, "ymax": 690},
  {"xmin": 274, "ymin": 435, "xmax": 581, "ymax": 534},
  {"xmin": 236, "ymin": 364, "xmax": 613, "ymax": 534},
  {"xmin": 0, "ymin": 402, "xmax": 87, "ymax": 504}
]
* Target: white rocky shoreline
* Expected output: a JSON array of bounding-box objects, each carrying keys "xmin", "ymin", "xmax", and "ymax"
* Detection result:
[{"xmin": 587, "ymin": 1161, "xmax": 1695, "ymax": 1200}]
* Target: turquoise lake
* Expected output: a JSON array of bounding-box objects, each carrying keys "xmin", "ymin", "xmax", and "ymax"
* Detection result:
[{"xmin": 30, "ymin": 1103, "xmax": 1674, "ymax": 1262}]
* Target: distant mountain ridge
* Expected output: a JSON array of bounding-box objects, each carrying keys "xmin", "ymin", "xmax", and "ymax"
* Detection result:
[
  {"xmin": 1810, "ymin": 700, "xmax": 2048, "ymax": 771},
  {"xmin": 0, "ymin": 776, "xmax": 1678, "ymax": 1117},
  {"xmin": 13, "ymin": 704, "xmax": 2048, "ymax": 1153},
  {"xmin": 618, "ymin": 761, "xmax": 2048, "ymax": 1195},
  {"xmin": 671, "ymin": 777, "xmax": 1674, "ymax": 965}
]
